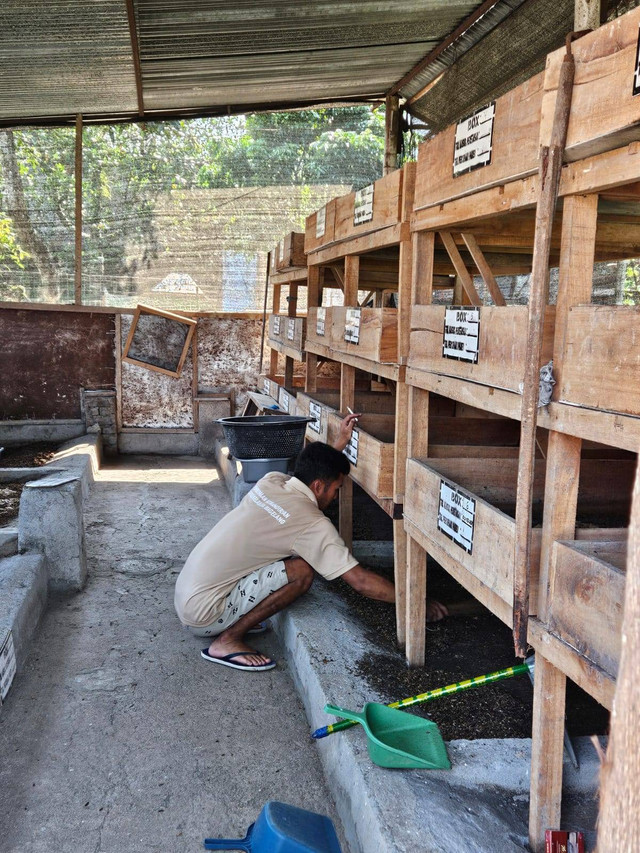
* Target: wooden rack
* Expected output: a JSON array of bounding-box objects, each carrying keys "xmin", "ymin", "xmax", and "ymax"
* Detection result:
[
  {"xmin": 303, "ymin": 163, "xmax": 419, "ymax": 645},
  {"xmin": 261, "ymin": 232, "xmax": 309, "ymax": 414},
  {"xmin": 405, "ymin": 8, "xmax": 640, "ymax": 851}
]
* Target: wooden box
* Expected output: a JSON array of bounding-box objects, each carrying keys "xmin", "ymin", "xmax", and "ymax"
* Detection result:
[
  {"xmin": 547, "ymin": 538, "xmax": 626, "ymax": 683},
  {"xmin": 305, "ymin": 198, "xmax": 337, "ymax": 254},
  {"xmin": 326, "ymin": 411, "xmax": 396, "ymax": 501},
  {"xmin": 541, "ymin": 6, "xmax": 640, "ymax": 162},
  {"xmin": 274, "ymin": 232, "xmax": 306, "ymax": 270},
  {"xmin": 408, "ymin": 305, "xmax": 555, "ymax": 393},
  {"xmin": 404, "ymin": 457, "xmax": 539, "ymax": 626},
  {"xmin": 332, "ymin": 165, "xmax": 415, "ymax": 244},
  {"xmin": 330, "ymin": 307, "xmax": 399, "ymax": 364},
  {"xmin": 298, "ymin": 390, "xmax": 396, "ymax": 445},
  {"xmin": 414, "ymin": 72, "xmax": 544, "ymax": 211},
  {"xmin": 268, "ymin": 314, "xmax": 285, "ymax": 343},
  {"xmin": 559, "ymin": 305, "xmax": 640, "ymax": 417}
]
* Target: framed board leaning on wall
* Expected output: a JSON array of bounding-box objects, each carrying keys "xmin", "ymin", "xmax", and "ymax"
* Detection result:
[{"xmin": 122, "ymin": 305, "xmax": 196, "ymax": 378}]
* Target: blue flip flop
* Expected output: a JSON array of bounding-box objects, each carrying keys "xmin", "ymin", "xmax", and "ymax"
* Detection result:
[{"xmin": 201, "ymin": 649, "xmax": 276, "ymax": 671}]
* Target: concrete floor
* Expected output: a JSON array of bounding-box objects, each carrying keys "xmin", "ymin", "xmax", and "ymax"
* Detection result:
[{"xmin": 0, "ymin": 456, "xmax": 349, "ymax": 853}]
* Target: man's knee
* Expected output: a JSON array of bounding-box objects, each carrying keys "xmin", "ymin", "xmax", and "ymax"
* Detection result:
[{"xmin": 284, "ymin": 557, "xmax": 314, "ymax": 591}]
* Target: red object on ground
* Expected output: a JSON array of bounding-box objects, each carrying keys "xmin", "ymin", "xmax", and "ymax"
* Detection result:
[{"xmin": 545, "ymin": 829, "xmax": 585, "ymax": 853}]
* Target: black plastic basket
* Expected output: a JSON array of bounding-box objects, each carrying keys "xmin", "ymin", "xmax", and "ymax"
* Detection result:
[{"xmin": 217, "ymin": 415, "xmax": 315, "ymax": 460}]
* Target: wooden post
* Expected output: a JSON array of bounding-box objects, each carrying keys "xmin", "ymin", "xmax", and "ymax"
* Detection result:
[
  {"xmin": 406, "ymin": 535, "xmax": 427, "ymax": 666},
  {"xmin": 305, "ymin": 353, "xmax": 318, "ymax": 394},
  {"xmin": 344, "ymin": 255, "xmax": 360, "ymax": 306},
  {"xmin": 340, "ymin": 364, "xmax": 356, "ymax": 552},
  {"xmin": 513, "ymin": 44, "xmax": 576, "ymax": 657},
  {"xmin": 596, "ymin": 465, "xmax": 640, "ymax": 851},
  {"xmin": 384, "ymin": 95, "xmax": 401, "ymax": 175},
  {"xmin": 529, "ymin": 655, "xmax": 567, "ymax": 851},
  {"xmin": 259, "ymin": 250, "xmax": 271, "ymax": 375},
  {"xmin": 538, "ymin": 193, "xmax": 597, "ymax": 619},
  {"xmin": 74, "ymin": 114, "xmax": 83, "ymax": 305}
]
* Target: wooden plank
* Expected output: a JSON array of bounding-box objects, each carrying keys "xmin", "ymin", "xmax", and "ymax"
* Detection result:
[
  {"xmin": 547, "ymin": 539, "xmax": 626, "ymax": 677},
  {"xmin": 269, "ymin": 266, "xmax": 308, "ymax": 286},
  {"xmin": 514, "ymin": 46, "xmax": 576, "ymax": 655},
  {"xmin": 560, "ymin": 306, "xmax": 640, "ymax": 417},
  {"xmin": 541, "ymin": 6, "xmax": 640, "ymax": 163},
  {"xmin": 528, "ymin": 617, "xmax": 616, "ymax": 708},
  {"xmin": 406, "ymin": 367, "xmax": 523, "ymax": 421},
  {"xmin": 560, "ymin": 141, "xmax": 640, "ymax": 197},
  {"xmin": 393, "ymin": 518, "xmax": 407, "ymax": 648},
  {"xmin": 393, "ymin": 380, "xmax": 409, "ymax": 502},
  {"xmin": 438, "ymin": 232, "xmax": 482, "ymax": 306},
  {"xmin": 552, "ymin": 193, "xmax": 598, "ymax": 393},
  {"xmin": 305, "ymin": 337, "xmax": 402, "ymax": 382},
  {"xmin": 334, "ymin": 169, "xmax": 404, "ymax": 243},
  {"xmin": 114, "ymin": 313, "xmax": 123, "ymax": 431},
  {"xmin": 537, "ymin": 431, "xmax": 582, "ymax": 621},
  {"xmin": 405, "ymin": 534, "xmax": 427, "ymax": 666},
  {"xmin": 460, "ymin": 232, "xmax": 506, "ymax": 306},
  {"xmin": 305, "ymin": 199, "xmax": 336, "ymax": 254},
  {"xmin": 411, "ymin": 230, "xmax": 435, "ymax": 307},
  {"xmin": 414, "ymin": 72, "xmax": 544, "ymax": 211},
  {"xmin": 274, "ymin": 232, "xmax": 306, "ymax": 270},
  {"xmin": 307, "ymin": 223, "xmax": 407, "ymax": 265},
  {"xmin": 327, "ymin": 411, "xmax": 395, "ymax": 499},
  {"xmin": 398, "ymin": 237, "xmax": 413, "ymax": 363},
  {"xmin": 538, "ymin": 400, "xmax": 640, "ymax": 453},
  {"xmin": 340, "ymin": 364, "xmax": 356, "ymax": 551},
  {"xmin": 343, "ymin": 255, "xmax": 360, "ymax": 306},
  {"xmin": 528, "ymin": 654, "xmax": 566, "ymax": 853},
  {"xmin": 404, "ymin": 458, "xmax": 540, "ymax": 622},
  {"xmin": 328, "ymin": 307, "xmax": 398, "ymax": 364},
  {"xmin": 409, "ymin": 305, "xmax": 555, "ymax": 394}
]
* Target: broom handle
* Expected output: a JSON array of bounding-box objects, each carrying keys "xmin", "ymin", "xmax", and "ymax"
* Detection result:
[{"xmin": 312, "ymin": 663, "xmax": 530, "ymax": 739}]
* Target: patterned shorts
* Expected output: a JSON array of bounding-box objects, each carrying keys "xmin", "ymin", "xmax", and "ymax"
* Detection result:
[{"xmin": 189, "ymin": 560, "xmax": 289, "ymax": 637}]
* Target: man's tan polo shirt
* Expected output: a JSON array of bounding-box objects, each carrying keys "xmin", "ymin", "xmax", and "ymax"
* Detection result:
[{"xmin": 174, "ymin": 472, "xmax": 358, "ymax": 628}]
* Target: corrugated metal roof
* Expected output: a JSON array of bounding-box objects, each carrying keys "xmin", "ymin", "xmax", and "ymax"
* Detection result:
[{"xmin": 0, "ymin": 0, "xmax": 519, "ymax": 124}]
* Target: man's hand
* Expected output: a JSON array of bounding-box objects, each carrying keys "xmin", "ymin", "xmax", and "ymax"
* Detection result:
[
  {"xmin": 427, "ymin": 599, "xmax": 449, "ymax": 622},
  {"xmin": 334, "ymin": 412, "xmax": 362, "ymax": 452}
]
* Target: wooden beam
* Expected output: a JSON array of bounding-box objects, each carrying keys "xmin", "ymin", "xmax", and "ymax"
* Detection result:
[
  {"xmin": 344, "ymin": 256, "xmax": 360, "ymax": 306},
  {"xmin": 340, "ymin": 364, "xmax": 356, "ymax": 552},
  {"xmin": 438, "ymin": 232, "xmax": 482, "ymax": 306},
  {"xmin": 528, "ymin": 655, "xmax": 567, "ymax": 853},
  {"xmin": 384, "ymin": 94, "xmax": 401, "ymax": 175},
  {"xmin": 461, "ymin": 232, "xmax": 507, "ymax": 306},
  {"xmin": 405, "ymin": 535, "xmax": 427, "ymax": 666},
  {"xmin": 74, "ymin": 114, "xmax": 83, "ymax": 306},
  {"xmin": 411, "ymin": 231, "xmax": 435, "ymax": 306},
  {"xmin": 513, "ymin": 43, "xmax": 576, "ymax": 657},
  {"xmin": 125, "ymin": 0, "xmax": 145, "ymax": 117}
]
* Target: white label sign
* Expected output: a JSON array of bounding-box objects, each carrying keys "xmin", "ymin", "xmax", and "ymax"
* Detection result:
[
  {"xmin": 273, "ymin": 315, "xmax": 281, "ymax": 336},
  {"xmin": 343, "ymin": 427, "xmax": 359, "ymax": 466},
  {"xmin": 278, "ymin": 240, "xmax": 284, "ymax": 262},
  {"xmin": 354, "ymin": 184, "xmax": 374, "ymax": 225},
  {"xmin": 443, "ymin": 307, "xmax": 480, "ymax": 363},
  {"xmin": 345, "ymin": 307, "xmax": 361, "ymax": 344},
  {"xmin": 438, "ymin": 480, "xmax": 476, "ymax": 554},
  {"xmin": 262, "ymin": 377, "xmax": 271, "ymax": 395},
  {"xmin": 279, "ymin": 387, "xmax": 291, "ymax": 413},
  {"xmin": 316, "ymin": 206, "xmax": 326, "ymax": 239},
  {"xmin": 453, "ymin": 103, "xmax": 496, "ymax": 177},
  {"xmin": 634, "ymin": 27, "xmax": 640, "ymax": 96},
  {"xmin": 308, "ymin": 401, "xmax": 322, "ymax": 434},
  {"xmin": 287, "ymin": 318, "xmax": 296, "ymax": 341},
  {"xmin": 316, "ymin": 307, "xmax": 326, "ymax": 337}
]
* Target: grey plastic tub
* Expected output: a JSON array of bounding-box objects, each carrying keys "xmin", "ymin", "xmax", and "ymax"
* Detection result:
[{"xmin": 239, "ymin": 458, "xmax": 290, "ymax": 483}]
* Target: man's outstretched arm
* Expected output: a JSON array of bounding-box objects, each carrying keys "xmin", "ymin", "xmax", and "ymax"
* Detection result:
[{"xmin": 341, "ymin": 564, "xmax": 449, "ymax": 621}]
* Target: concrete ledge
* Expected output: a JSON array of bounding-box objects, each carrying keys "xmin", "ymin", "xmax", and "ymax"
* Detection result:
[
  {"xmin": 47, "ymin": 433, "xmax": 102, "ymax": 501},
  {"xmin": 0, "ymin": 529, "xmax": 18, "ymax": 557},
  {"xmin": 118, "ymin": 431, "xmax": 199, "ymax": 456},
  {"xmin": 273, "ymin": 583, "xmax": 602, "ymax": 853},
  {"xmin": 0, "ymin": 554, "xmax": 48, "ymax": 669},
  {"xmin": 0, "ymin": 419, "xmax": 85, "ymax": 446}
]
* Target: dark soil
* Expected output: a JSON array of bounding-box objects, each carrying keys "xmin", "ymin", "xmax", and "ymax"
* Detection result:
[
  {"xmin": 0, "ymin": 443, "xmax": 58, "ymax": 526},
  {"xmin": 325, "ymin": 488, "xmax": 610, "ymax": 742}
]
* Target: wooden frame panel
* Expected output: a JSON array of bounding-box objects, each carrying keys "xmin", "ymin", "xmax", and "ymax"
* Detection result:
[
  {"xmin": 122, "ymin": 304, "xmax": 196, "ymax": 379},
  {"xmin": 559, "ymin": 305, "xmax": 640, "ymax": 417},
  {"xmin": 541, "ymin": 6, "xmax": 640, "ymax": 163},
  {"xmin": 546, "ymin": 539, "xmax": 627, "ymax": 678},
  {"xmin": 409, "ymin": 305, "xmax": 555, "ymax": 393},
  {"xmin": 273, "ymin": 231, "xmax": 306, "ymax": 270},
  {"xmin": 414, "ymin": 72, "xmax": 544, "ymax": 211}
]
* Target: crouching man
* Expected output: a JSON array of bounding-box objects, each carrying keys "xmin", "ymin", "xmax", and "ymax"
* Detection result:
[{"xmin": 174, "ymin": 416, "xmax": 447, "ymax": 672}]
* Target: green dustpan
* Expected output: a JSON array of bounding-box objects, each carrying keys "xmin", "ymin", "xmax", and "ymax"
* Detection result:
[{"xmin": 324, "ymin": 702, "xmax": 450, "ymax": 770}]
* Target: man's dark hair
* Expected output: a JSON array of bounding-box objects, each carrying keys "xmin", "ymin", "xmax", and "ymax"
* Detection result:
[{"xmin": 293, "ymin": 442, "xmax": 350, "ymax": 486}]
